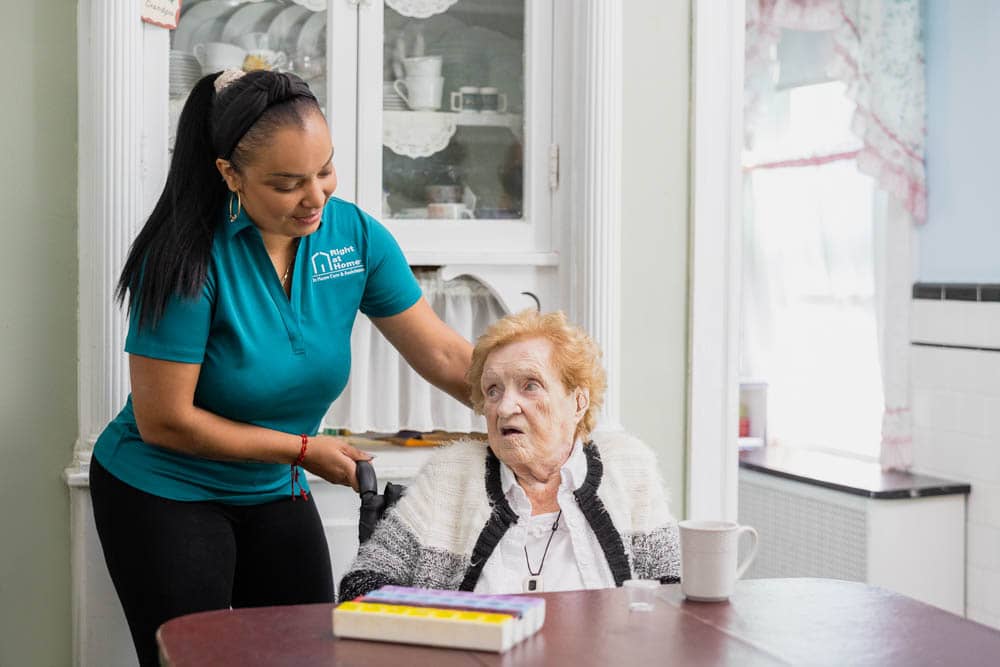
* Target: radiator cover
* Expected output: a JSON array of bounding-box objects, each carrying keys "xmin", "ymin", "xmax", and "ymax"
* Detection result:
[
  {"xmin": 739, "ymin": 473, "xmax": 867, "ymax": 581},
  {"xmin": 736, "ymin": 467, "xmax": 967, "ymax": 616}
]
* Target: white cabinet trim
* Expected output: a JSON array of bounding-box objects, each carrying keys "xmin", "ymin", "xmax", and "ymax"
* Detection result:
[
  {"xmin": 76, "ymin": 0, "xmax": 148, "ymax": 460},
  {"xmin": 568, "ymin": 0, "xmax": 623, "ymax": 429},
  {"xmin": 687, "ymin": 0, "xmax": 745, "ymax": 521}
]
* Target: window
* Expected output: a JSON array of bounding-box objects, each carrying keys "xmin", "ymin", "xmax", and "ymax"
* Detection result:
[{"xmin": 741, "ymin": 81, "xmax": 883, "ymax": 460}]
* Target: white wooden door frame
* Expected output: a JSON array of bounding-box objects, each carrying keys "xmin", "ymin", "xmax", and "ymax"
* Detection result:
[{"xmin": 686, "ymin": 0, "xmax": 745, "ymax": 521}]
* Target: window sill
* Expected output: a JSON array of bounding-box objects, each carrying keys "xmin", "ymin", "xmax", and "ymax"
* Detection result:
[{"xmin": 739, "ymin": 447, "xmax": 970, "ymax": 499}]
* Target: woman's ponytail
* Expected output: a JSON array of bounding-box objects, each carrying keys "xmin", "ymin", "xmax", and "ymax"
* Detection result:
[{"xmin": 116, "ymin": 73, "xmax": 229, "ymax": 329}]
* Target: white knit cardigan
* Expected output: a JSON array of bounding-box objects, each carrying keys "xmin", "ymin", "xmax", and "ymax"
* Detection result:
[{"xmin": 338, "ymin": 430, "xmax": 681, "ymax": 600}]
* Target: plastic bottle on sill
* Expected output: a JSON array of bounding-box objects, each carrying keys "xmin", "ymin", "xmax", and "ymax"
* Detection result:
[{"xmin": 738, "ymin": 401, "xmax": 750, "ymax": 438}]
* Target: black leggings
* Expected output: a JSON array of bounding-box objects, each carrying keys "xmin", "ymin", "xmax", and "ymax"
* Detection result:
[{"xmin": 89, "ymin": 458, "xmax": 335, "ymax": 667}]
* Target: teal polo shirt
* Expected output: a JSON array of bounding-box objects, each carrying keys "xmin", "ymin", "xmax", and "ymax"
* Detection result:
[{"xmin": 93, "ymin": 197, "xmax": 422, "ymax": 505}]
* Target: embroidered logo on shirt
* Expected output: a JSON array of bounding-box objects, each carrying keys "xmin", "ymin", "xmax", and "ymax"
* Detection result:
[{"xmin": 311, "ymin": 246, "xmax": 365, "ymax": 283}]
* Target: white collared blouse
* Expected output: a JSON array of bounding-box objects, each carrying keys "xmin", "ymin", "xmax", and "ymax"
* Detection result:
[{"xmin": 474, "ymin": 440, "xmax": 617, "ymax": 593}]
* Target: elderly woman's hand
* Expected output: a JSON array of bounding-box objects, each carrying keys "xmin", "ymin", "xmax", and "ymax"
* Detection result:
[{"xmin": 301, "ymin": 435, "xmax": 372, "ymax": 491}]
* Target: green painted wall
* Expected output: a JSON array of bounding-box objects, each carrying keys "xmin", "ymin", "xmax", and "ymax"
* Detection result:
[
  {"xmin": 621, "ymin": 0, "xmax": 691, "ymax": 516},
  {"xmin": 0, "ymin": 1, "xmax": 77, "ymax": 665}
]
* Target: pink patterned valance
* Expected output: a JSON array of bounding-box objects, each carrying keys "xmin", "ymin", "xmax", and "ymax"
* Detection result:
[{"xmin": 745, "ymin": 0, "xmax": 927, "ymax": 223}]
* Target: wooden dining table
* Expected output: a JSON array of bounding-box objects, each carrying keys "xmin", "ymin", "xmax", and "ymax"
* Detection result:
[{"xmin": 157, "ymin": 578, "xmax": 1000, "ymax": 666}]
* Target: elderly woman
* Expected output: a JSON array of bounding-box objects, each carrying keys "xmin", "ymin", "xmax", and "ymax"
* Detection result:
[{"xmin": 339, "ymin": 310, "xmax": 680, "ymax": 599}]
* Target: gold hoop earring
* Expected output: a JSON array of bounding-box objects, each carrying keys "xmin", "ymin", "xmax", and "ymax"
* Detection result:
[{"xmin": 229, "ymin": 191, "xmax": 242, "ymax": 222}]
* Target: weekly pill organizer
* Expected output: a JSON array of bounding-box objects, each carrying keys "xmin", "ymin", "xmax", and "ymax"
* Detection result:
[{"xmin": 332, "ymin": 586, "xmax": 546, "ymax": 652}]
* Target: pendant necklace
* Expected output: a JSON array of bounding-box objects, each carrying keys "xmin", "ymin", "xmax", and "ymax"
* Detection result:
[
  {"xmin": 279, "ymin": 239, "xmax": 299, "ymax": 290},
  {"xmin": 523, "ymin": 510, "xmax": 563, "ymax": 593}
]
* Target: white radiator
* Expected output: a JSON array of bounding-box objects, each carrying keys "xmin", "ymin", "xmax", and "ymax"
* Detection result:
[{"xmin": 737, "ymin": 467, "xmax": 966, "ymax": 615}]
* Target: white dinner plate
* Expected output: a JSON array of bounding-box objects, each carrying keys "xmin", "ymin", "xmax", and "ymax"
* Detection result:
[
  {"xmin": 173, "ymin": 0, "xmax": 239, "ymax": 53},
  {"xmin": 295, "ymin": 11, "xmax": 327, "ymax": 57},
  {"xmin": 220, "ymin": 1, "xmax": 284, "ymax": 45},
  {"xmin": 266, "ymin": 5, "xmax": 311, "ymax": 54}
]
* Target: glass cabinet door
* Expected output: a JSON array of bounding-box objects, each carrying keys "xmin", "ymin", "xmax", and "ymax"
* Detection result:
[
  {"xmin": 381, "ymin": 0, "xmax": 525, "ymax": 222},
  {"xmin": 359, "ymin": 0, "xmax": 554, "ymax": 261},
  {"xmin": 168, "ymin": 0, "xmax": 330, "ymax": 149},
  {"xmin": 167, "ymin": 0, "xmax": 554, "ymax": 262}
]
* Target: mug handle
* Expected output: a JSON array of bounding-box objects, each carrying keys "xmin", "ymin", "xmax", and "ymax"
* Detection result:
[
  {"xmin": 735, "ymin": 525, "xmax": 759, "ymax": 580},
  {"xmin": 497, "ymin": 93, "xmax": 508, "ymax": 113},
  {"xmin": 450, "ymin": 91, "xmax": 462, "ymax": 112},
  {"xmin": 393, "ymin": 79, "xmax": 410, "ymax": 106},
  {"xmin": 192, "ymin": 43, "xmax": 206, "ymax": 67}
]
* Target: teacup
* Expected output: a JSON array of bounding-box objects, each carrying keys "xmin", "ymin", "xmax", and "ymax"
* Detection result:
[
  {"xmin": 192, "ymin": 42, "xmax": 247, "ymax": 74},
  {"xmin": 425, "ymin": 184, "xmax": 463, "ymax": 203},
  {"xmin": 403, "ymin": 55, "xmax": 442, "ymax": 78},
  {"xmin": 427, "ymin": 202, "xmax": 474, "ymax": 219},
  {"xmin": 393, "ymin": 76, "xmax": 444, "ymax": 111},
  {"xmin": 243, "ymin": 49, "xmax": 288, "ymax": 72},
  {"xmin": 678, "ymin": 520, "xmax": 759, "ymax": 602}
]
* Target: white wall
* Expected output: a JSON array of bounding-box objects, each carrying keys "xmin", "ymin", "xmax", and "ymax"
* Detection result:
[
  {"xmin": 0, "ymin": 1, "xmax": 77, "ymax": 665},
  {"xmin": 919, "ymin": 0, "xmax": 1000, "ymax": 282},
  {"xmin": 911, "ymin": 299, "xmax": 1000, "ymax": 629},
  {"xmin": 910, "ymin": 0, "xmax": 1000, "ymax": 629},
  {"xmin": 621, "ymin": 0, "xmax": 691, "ymax": 515}
]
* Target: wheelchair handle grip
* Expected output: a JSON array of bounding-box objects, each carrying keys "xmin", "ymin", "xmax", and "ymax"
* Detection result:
[{"xmin": 356, "ymin": 459, "xmax": 378, "ymax": 497}]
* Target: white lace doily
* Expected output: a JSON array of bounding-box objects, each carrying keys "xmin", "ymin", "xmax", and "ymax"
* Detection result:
[
  {"xmin": 383, "ymin": 111, "xmax": 457, "ymax": 158},
  {"xmin": 385, "ymin": 0, "xmax": 459, "ymax": 20}
]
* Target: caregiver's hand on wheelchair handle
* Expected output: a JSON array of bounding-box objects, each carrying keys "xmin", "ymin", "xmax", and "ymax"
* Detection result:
[{"xmin": 301, "ymin": 435, "xmax": 372, "ymax": 492}]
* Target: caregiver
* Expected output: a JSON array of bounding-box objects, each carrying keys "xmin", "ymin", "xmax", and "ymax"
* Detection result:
[{"xmin": 89, "ymin": 69, "xmax": 472, "ymax": 666}]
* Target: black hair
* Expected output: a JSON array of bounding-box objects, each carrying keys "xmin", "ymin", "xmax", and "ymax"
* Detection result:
[{"xmin": 116, "ymin": 70, "xmax": 320, "ymax": 329}]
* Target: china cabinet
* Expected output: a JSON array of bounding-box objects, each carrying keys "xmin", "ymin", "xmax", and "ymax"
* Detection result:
[
  {"xmin": 69, "ymin": 0, "xmax": 624, "ymax": 664},
  {"xmin": 162, "ymin": 0, "xmax": 559, "ymax": 309}
]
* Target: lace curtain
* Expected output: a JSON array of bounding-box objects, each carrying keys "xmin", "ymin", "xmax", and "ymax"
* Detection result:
[
  {"xmin": 744, "ymin": 0, "xmax": 925, "ymax": 469},
  {"xmin": 323, "ymin": 271, "xmax": 507, "ymax": 433}
]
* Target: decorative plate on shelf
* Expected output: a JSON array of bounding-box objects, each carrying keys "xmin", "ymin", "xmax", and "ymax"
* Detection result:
[
  {"xmin": 292, "ymin": 0, "xmax": 326, "ymax": 11},
  {"xmin": 220, "ymin": 1, "xmax": 284, "ymax": 44},
  {"xmin": 296, "ymin": 10, "xmax": 327, "ymax": 57},
  {"xmin": 266, "ymin": 4, "xmax": 311, "ymax": 54},
  {"xmin": 173, "ymin": 0, "xmax": 236, "ymax": 53},
  {"xmin": 385, "ymin": 0, "xmax": 460, "ymax": 20},
  {"xmin": 384, "ymin": 111, "xmax": 458, "ymax": 159}
]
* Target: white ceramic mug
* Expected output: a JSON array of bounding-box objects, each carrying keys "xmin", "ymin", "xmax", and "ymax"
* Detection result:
[
  {"xmin": 450, "ymin": 86, "xmax": 482, "ymax": 112},
  {"xmin": 402, "ymin": 55, "xmax": 442, "ymax": 78},
  {"xmin": 192, "ymin": 42, "xmax": 247, "ymax": 74},
  {"xmin": 427, "ymin": 202, "xmax": 474, "ymax": 219},
  {"xmin": 678, "ymin": 520, "xmax": 759, "ymax": 602},
  {"xmin": 479, "ymin": 86, "xmax": 508, "ymax": 113},
  {"xmin": 393, "ymin": 76, "xmax": 444, "ymax": 111}
]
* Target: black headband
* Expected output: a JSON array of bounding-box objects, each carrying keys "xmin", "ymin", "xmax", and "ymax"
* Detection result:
[{"xmin": 212, "ymin": 71, "xmax": 317, "ymax": 160}]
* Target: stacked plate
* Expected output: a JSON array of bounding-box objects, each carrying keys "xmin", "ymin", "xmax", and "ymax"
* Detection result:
[
  {"xmin": 170, "ymin": 50, "xmax": 202, "ymax": 97},
  {"xmin": 383, "ymin": 81, "xmax": 407, "ymax": 110}
]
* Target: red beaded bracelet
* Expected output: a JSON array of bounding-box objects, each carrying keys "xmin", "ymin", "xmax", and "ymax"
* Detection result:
[{"xmin": 291, "ymin": 434, "xmax": 309, "ymax": 501}]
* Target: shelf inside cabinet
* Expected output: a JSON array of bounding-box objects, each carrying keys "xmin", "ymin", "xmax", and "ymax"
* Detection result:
[
  {"xmin": 383, "ymin": 110, "xmax": 523, "ymax": 158},
  {"xmin": 402, "ymin": 250, "xmax": 558, "ymax": 267}
]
